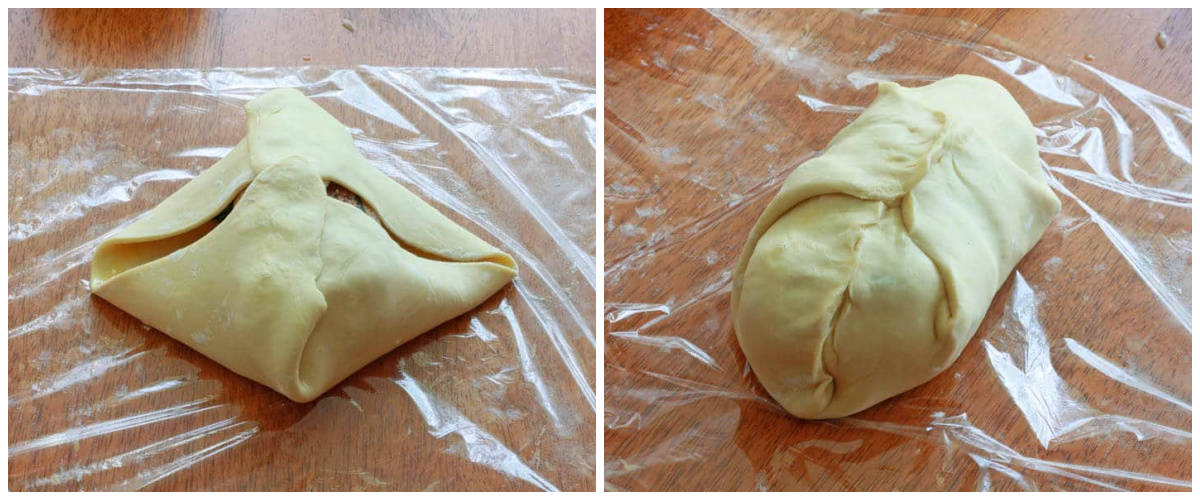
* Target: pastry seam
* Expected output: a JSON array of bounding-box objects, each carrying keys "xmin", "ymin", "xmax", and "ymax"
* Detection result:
[{"xmin": 294, "ymin": 193, "xmax": 333, "ymax": 397}]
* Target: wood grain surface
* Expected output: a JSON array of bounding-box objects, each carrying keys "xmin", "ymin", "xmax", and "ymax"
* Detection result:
[
  {"xmin": 9, "ymin": 8, "xmax": 595, "ymax": 492},
  {"xmin": 9, "ymin": 8, "xmax": 596, "ymax": 73},
  {"xmin": 603, "ymin": 8, "xmax": 1190, "ymax": 491}
]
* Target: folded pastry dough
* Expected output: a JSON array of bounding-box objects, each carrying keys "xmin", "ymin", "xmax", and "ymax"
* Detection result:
[
  {"xmin": 731, "ymin": 75, "xmax": 1060, "ymax": 419},
  {"xmin": 91, "ymin": 89, "xmax": 518, "ymax": 403}
]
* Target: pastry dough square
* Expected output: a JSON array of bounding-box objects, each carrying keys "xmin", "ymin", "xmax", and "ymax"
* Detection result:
[{"xmin": 91, "ymin": 89, "xmax": 518, "ymax": 402}]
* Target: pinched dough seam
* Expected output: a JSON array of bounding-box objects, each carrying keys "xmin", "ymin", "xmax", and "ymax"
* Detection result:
[
  {"xmin": 294, "ymin": 195, "xmax": 331, "ymax": 396},
  {"xmin": 818, "ymin": 215, "xmax": 878, "ymax": 409},
  {"xmin": 807, "ymin": 117, "xmax": 952, "ymax": 413}
]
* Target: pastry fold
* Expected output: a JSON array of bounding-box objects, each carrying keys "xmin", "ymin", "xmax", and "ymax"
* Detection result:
[
  {"xmin": 731, "ymin": 75, "xmax": 1060, "ymax": 419},
  {"xmin": 92, "ymin": 89, "xmax": 517, "ymax": 402}
]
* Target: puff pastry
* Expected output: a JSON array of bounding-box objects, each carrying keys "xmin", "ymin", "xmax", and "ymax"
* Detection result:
[
  {"xmin": 731, "ymin": 75, "xmax": 1060, "ymax": 419},
  {"xmin": 91, "ymin": 89, "xmax": 518, "ymax": 402}
]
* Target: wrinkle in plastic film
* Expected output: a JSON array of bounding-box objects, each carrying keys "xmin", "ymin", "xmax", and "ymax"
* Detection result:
[
  {"xmin": 604, "ymin": 9, "xmax": 1189, "ymax": 491},
  {"xmin": 9, "ymin": 66, "xmax": 595, "ymax": 491}
]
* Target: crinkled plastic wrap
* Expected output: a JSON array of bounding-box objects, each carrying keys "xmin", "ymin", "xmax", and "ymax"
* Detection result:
[
  {"xmin": 9, "ymin": 66, "xmax": 595, "ymax": 491},
  {"xmin": 604, "ymin": 9, "xmax": 1190, "ymax": 491}
]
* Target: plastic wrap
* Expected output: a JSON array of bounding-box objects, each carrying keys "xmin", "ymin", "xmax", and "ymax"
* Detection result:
[
  {"xmin": 9, "ymin": 66, "xmax": 595, "ymax": 491},
  {"xmin": 604, "ymin": 9, "xmax": 1189, "ymax": 491}
]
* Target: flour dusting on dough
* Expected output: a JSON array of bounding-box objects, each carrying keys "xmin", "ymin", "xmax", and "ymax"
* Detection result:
[{"xmin": 192, "ymin": 328, "xmax": 212, "ymax": 345}]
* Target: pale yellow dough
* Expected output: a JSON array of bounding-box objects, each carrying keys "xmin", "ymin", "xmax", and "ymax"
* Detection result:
[
  {"xmin": 731, "ymin": 75, "xmax": 1060, "ymax": 419},
  {"xmin": 91, "ymin": 89, "xmax": 518, "ymax": 402}
]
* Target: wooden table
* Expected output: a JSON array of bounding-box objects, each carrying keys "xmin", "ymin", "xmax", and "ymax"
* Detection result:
[
  {"xmin": 604, "ymin": 8, "xmax": 1190, "ymax": 491},
  {"xmin": 9, "ymin": 8, "xmax": 595, "ymax": 72},
  {"xmin": 9, "ymin": 8, "xmax": 596, "ymax": 491}
]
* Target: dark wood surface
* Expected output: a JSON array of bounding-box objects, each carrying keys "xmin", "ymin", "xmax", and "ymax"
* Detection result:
[
  {"xmin": 604, "ymin": 8, "xmax": 1190, "ymax": 491},
  {"xmin": 9, "ymin": 8, "xmax": 596, "ymax": 73},
  {"xmin": 8, "ymin": 8, "xmax": 596, "ymax": 492}
]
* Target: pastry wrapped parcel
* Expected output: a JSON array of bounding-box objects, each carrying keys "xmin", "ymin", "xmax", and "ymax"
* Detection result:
[
  {"xmin": 91, "ymin": 89, "xmax": 518, "ymax": 402},
  {"xmin": 731, "ymin": 75, "xmax": 1060, "ymax": 419}
]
